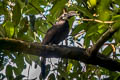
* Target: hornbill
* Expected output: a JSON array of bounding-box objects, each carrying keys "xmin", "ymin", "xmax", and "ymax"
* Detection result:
[{"xmin": 41, "ymin": 11, "xmax": 77, "ymax": 79}]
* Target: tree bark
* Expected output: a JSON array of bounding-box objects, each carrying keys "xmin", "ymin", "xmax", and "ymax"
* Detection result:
[{"xmin": 0, "ymin": 38, "xmax": 120, "ymax": 72}]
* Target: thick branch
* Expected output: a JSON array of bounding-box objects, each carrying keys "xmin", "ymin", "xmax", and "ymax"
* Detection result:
[
  {"xmin": 0, "ymin": 38, "xmax": 88, "ymax": 61},
  {"xmin": 0, "ymin": 38, "xmax": 120, "ymax": 71}
]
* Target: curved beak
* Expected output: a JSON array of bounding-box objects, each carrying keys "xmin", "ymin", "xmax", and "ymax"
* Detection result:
[{"xmin": 67, "ymin": 11, "xmax": 79, "ymax": 19}]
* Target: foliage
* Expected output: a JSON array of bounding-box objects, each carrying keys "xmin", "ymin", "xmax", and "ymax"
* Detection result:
[{"xmin": 0, "ymin": 0, "xmax": 120, "ymax": 79}]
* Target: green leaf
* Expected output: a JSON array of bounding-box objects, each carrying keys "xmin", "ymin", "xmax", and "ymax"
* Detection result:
[
  {"xmin": 97, "ymin": 0, "xmax": 111, "ymax": 21},
  {"xmin": 25, "ymin": 0, "xmax": 44, "ymax": 14},
  {"xmin": 109, "ymin": 71, "xmax": 120, "ymax": 80},
  {"xmin": 68, "ymin": 17, "xmax": 75, "ymax": 30},
  {"xmin": 0, "ymin": 2, "xmax": 2, "ymax": 6},
  {"xmin": 25, "ymin": 55, "xmax": 39, "ymax": 65},
  {"xmin": 112, "ymin": 15, "xmax": 120, "ymax": 21},
  {"xmin": 86, "ymin": 24, "xmax": 98, "ymax": 37},
  {"xmin": 72, "ymin": 23, "xmax": 87, "ymax": 36},
  {"xmin": 114, "ymin": 29, "xmax": 120, "ymax": 43},
  {"xmin": 98, "ymin": 0, "xmax": 111, "ymax": 10},
  {"xmin": 102, "ymin": 46, "xmax": 112, "ymax": 56},
  {"xmin": 88, "ymin": 0, "xmax": 97, "ymax": 7},
  {"xmin": 13, "ymin": 54, "xmax": 24, "ymax": 75},
  {"xmin": 29, "ymin": 0, "xmax": 47, "ymax": 6},
  {"xmin": 0, "ymin": 26, "xmax": 5, "ymax": 37},
  {"xmin": 112, "ymin": 22, "xmax": 120, "ymax": 30},
  {"xmin": 18, "ymin": 27, "xmax": 35, "ymax": 41},
  {"xmin": 98, "ymin": 10, "xmax": 111, "ymax": 21},
  {"xmin": 67, "ymin": 63, "xmax": 72, "ymax": 74},
  {"xmin": 97, "ymin": 28, "xmax": 105, "ymax": 34},
  {"xmin": 84, "ymin": 35, "xmax": 90, "ymax": 48},
  {"xmin": 14, "ymin": 75, "xmax": 26, "ymax": 80},
  {"xmin": 0, "ymin": 3, "xmax": 5, "ymax": 15},
  {"xmin": 113, "ymin": 0, "xmax": 120, "ymax": 6},
  {"xmin": 35, "ymin": 18, "xmax": 50, "ymax": 38},
  {"xmin": 12, "ymin": 1, "xmax": 21, "ymax": 26},
  {"xmin": 76, "ymin": 0, "xmax": 82, "ymax": 3},
  {"xmin": 18, "ymin": 17, "xmax": 29, "ymax": 35},
  {"xmin": 13, "ymin": 67, "xmax": 21, "ymax": 76},
  {"xmin": 50, "ymin": 0, "xmax": 67, "ymax": 19},
  {"xmin": 98, "ymin": 24, "xmax": 108, "ymax": 34},
  {"xmin": 4, "ymin": 21, "xmax": 14, "ymax": 37},
  {"xmin": 48, "ymin": 73, "xmax": 55, "ymax": 80},
  {"xmin": 75, "ymin": 5, "xmax": 93, "ymax": 18},
  {"xmin": 17, "ymin": 0, "xmax": 25, "ymax": 9},
  {"xmin": 28, "ymin": 55, "xmax": 39, "ymax": 62},
  {"xmin": 36, "ymin": 18, "xmax": 49, "ymax": 32},
  {"xmin": 6, "ymin": 65, "xmax": 13, "ymax": 79}
]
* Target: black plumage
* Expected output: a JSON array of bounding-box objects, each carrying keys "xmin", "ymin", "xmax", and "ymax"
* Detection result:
[
  {"xmin": 41, "ymin": 11, "xmax": 77, "ymax": 79},
  {"xmin": 42, "ymin": 20, "xmax": 69, "ymax": 45}
]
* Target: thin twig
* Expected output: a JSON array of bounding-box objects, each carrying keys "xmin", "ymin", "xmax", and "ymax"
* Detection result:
[
  {"xmin": 104, "ymin": 43, "xmax": 116, "ymax": 59},
  {"xmin": 74, "ymin": 30, "xmax": 85, "ymax": 39},
  {"xmin": 79, "ymin": 18, "xmax": 115, "ymax": 24}
]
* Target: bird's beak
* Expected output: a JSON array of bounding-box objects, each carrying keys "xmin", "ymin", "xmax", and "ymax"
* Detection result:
[
  {"xmin": 57, "ymin": 11, "xmax": 79, "ymax": 20},
  {"xmin": 66, "ymin": 11, "xmax": 78, "ymax": 19},
  {"xmin": 68, "ymin": 11, "xmax": 79, "ymax": 16}
]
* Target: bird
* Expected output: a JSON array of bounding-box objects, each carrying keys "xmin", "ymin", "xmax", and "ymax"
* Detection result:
[{"xmin": 41, "ymin": 11, "xmax": 77, "ymax": 79}]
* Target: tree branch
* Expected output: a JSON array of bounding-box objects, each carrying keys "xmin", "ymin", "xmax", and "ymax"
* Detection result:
[
  {"xmin": 90, "ymin": 23, "xmax": 120, "ymax": 56},
  {"xmin": 0, "ymin": 38, "xmax": 120, "ymax": 71},
  {"xmin": 81, "ymin": 18, "xmax": 114, "ymax": 23}
]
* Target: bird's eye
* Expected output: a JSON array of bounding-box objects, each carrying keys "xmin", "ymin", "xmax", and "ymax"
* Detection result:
[{"xmin": 64, "ymin": 14, "xmax": 67, "ymax": 16}]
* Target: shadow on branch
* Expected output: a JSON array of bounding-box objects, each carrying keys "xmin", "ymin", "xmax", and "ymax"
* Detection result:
[{"xmin": 0, "ymin": 38, "xmax": 120, "ymax": 72}]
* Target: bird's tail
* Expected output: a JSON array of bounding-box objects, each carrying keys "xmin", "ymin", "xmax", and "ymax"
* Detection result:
[{"xmin": 41, "ymin": 57, "xmax": 46, "ymax": 80}]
